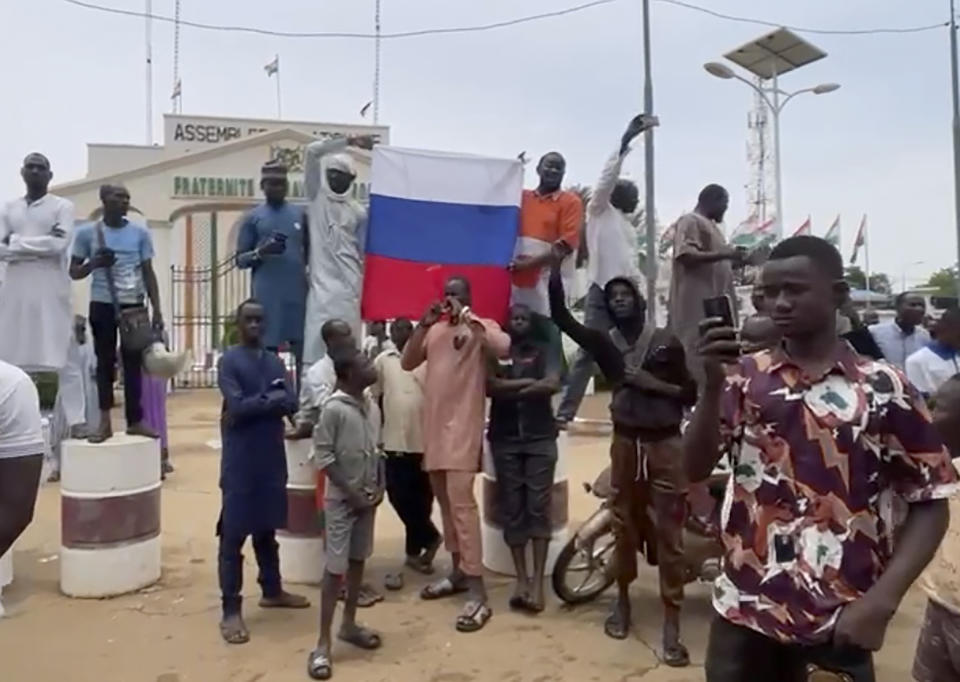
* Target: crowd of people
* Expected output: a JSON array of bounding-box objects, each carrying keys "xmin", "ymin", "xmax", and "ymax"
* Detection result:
[{"xmin": 0, "ymin": 111, "xmax": 959, "ymax": 682}]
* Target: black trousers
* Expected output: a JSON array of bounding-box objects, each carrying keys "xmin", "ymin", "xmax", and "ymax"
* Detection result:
[
  {"xmin": 705, "ymin": 616, "xmax": 875, "ymax": 682},
  {"xmin": 384, "ymin": 452, "xmax": 440, "ymax": 557},
  {"xmin": 218, "ymin": 529, "xmax": 282, "ymax": 616},
  {"xmin": 88, "ymin": 301, "xmax": 143, "ymax": 426}
]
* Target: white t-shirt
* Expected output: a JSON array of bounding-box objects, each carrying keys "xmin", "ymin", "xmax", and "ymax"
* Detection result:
[
  {"xmin": 906, "ymin": 343, "xmax": 960, "ymax": 397},
  {"xmin": 0, "ymin": 360, "xmax": 44, "ymax": 459}
]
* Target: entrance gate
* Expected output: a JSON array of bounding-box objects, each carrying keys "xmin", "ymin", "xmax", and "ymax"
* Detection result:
[{"xmin": 169, "ymin": 211, "xmax": 251, "ymax": 388}]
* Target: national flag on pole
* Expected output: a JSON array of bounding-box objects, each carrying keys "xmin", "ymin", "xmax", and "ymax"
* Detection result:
[
  {"xmin": 360, "ymin": 101, "xmax": 373, "ymax": 118},
  {"xmin": 850, "ymin": 214, "xmax": 867, "ymax": 264},
  {"xmin": 824, "ymin": 215, "xmax": 841, "ymax": 248},
  {"xmin": 361, "ymin": 147, "xmax": 523, "ymax": 323},
  {"xmin": 170, "ymin": 79, "xmax": 181, "ymax": 100},
  {"xmin": 264, "ymin": 55, "xmax": 279, "ymax": 77},
  {"xmin": 791, "ymin": 216, "xmax": 812, "ymax": 237},
  {"xmin": 731, "ymin": 216, "xmax": 776, "ymax": 249}
]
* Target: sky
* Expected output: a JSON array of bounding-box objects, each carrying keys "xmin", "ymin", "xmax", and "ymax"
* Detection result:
[{"xmin": 2, "ymin": 0, "xmax": 957, "ymax": 288}]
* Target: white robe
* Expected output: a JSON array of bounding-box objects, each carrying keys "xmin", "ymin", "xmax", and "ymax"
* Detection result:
[
  {"xmin": 49, "ymin": 337, "xmax": 98, "ymax": 471},
  {"xmin": 0, "ymin": 194, "xmax": 74, "ymax": 371},
  {"xmin": 302, "ymin": 138, "xmax": 367, "ymax": 365}
]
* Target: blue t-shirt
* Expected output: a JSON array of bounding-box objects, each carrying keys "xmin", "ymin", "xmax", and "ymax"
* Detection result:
[{"xmin": 72, "ymin": 220, "xmax": 155, "ymax": 304}]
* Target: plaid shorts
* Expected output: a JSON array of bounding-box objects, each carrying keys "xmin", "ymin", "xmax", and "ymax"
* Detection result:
[{"xmin": 913, "ymin": 598, "xmax": 960, "ymax": 682}]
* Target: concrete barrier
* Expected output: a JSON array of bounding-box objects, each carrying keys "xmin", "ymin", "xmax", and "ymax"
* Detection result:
[
  {"xmin": 60, "ymin": 435, "xmax": 161, "ymax": 598},
  {"xmin": 480, "ymin": 431, "xmax": 569, "ymax": 576},
  {"xmin": 277, "ymin": 438, "xmax": 325, "ymax": 584}
]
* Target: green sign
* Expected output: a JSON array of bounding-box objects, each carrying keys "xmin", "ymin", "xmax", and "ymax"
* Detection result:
[{"xmin": 172, "ymin": 175, "xmax": 369, "ymax": 201}]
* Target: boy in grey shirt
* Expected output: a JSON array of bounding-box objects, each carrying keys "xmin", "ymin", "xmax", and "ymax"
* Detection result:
[{"xmin": 308, "ymin": 349, "xmax": 384, "ymax": 680}]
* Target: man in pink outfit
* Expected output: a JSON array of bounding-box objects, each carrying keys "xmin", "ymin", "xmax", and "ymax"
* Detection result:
[{"xmin": 401, "ymin": 275, "xmax": 510, "ymax": 634}]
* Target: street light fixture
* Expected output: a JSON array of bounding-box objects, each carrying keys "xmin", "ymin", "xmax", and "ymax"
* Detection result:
[{"xmin": 705, "ymin": 28, "xmax": 838, "ymax": 238}]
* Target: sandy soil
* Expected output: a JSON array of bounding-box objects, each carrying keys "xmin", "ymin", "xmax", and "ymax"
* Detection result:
[{"xmin": 0, "ymin": 390, "xmax": 930, "ymax": 681}]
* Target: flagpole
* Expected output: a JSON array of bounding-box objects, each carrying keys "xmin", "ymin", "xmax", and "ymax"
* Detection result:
[
  {"xmin": 865, "ymin": 216, "xmax": 872, "ymax": 311},
  {"xmin": 145, "ymin": 0, "xmax": 153, "ymax": 144},
  {"xmin": 274, "ymin": 54, "xmax": 282, "ymax": 119}
]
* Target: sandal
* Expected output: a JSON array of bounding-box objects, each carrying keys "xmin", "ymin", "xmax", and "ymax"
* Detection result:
[
  {"xmin": 306, "ymin": 649, "xmax": 332, "ymax": 680},
  {"xmin": 420, "ymin": 577, "xmax": 469, "ymax": 601},
  {"xmin": 338, "ymin": 624, "xmax": 382, "ymax": 650},
  {"xmin": 455, "ymin": 600, "xmax": 492, "ymax": 633},
  {"xmin": 338, "ymin": 583, "xmax": 383, "ymax": 608},
  {"xmin": 661, "ymin": 642, "xmax": 690, "ymax": 668},
  {"xmin": 405, "ymin": 554, "xmax": 434, "ymax": 576},
  {"xmin": 384, "ymin": 572, "xmax": 404, "ymax": 591},
  {"xmin": 219, "ymin": 614, "xmax": 250, "ymax": 645},
  {"xmin": 604, "ymin": 610, "xmax": 629, "ymax": 640},
  {"xmin": 518, "ymin": 594, "xmax": 544, "ymax": 614}
]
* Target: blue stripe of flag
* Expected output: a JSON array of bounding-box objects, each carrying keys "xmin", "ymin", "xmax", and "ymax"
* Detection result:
[{"xmin": 366, "ymin": 194, "xmax": 519, "ymax": 266}]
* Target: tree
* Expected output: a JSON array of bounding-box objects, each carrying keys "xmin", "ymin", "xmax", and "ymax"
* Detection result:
[
  {"xmin": 869, "ymin": 273, "xmax": 892, "ymax": 295},
  {"xmin": 925, "ymin": 267, "xmax": 958, "ymax": 297},
  {"xmin": 844, "ymin": 266, "xmax": 892, "ymax": 293},
  {"xmin": 845, "ymin": 266, "xmax": 866, "ymax": 290}
]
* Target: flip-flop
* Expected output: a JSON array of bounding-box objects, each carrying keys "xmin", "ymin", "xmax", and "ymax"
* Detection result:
[
  {"xmin": 338, "ymin": 624, "xmax": 382, "ymax": 650},
  {"xmin": 661, "ymin": 642, "xmax": 690, "ymax": 668},
  {"xmin": 420, "ymin": 577, "xmax": 469, "ymax": 601},
  {"xmin": 455, "ymin": 600, "xmax": 492, "ymax": 633},
  {"xmin": 306, "ymin": 649, "xmax": 332, "ymax": 680},
  {"xmin": 219, "ymin": 616, "xmax": 250, "ymax": 645}
]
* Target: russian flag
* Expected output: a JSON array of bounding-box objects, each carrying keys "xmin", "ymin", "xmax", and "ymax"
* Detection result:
[{"xmin": 362, "ymin": 146, "xmax": 522, "ymax": 323}]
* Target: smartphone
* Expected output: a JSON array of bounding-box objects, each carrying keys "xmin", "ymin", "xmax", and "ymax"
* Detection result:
[
  {"xmin": 272, "ymin": 231, "xmax": 287, "ymax": 243},
  {"xmin": 703, "ymin": 295, "xmax": 735, "ymax": 328}
]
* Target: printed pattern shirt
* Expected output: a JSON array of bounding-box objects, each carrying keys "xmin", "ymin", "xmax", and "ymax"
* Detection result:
[{"xmin": 714, "ymin": 342, "xmax": 959, "ymax": 645}]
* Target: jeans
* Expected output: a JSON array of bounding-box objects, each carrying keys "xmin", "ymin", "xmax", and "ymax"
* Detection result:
[
  {"xmin": 384, "ymin": 452, "xmax": 440, "ymax": 557},
  {"xmin": 218, "ymin": 529, "xmax": 282, "ymax": 616},
  {"xmin": 705, "ymin": 616, "xmax": 875, "ymax": 682},
  {"xmin": 88, "ymin": 301, "xmax": 143, "ymax": 426},
  {"xmin": 557, "ymin": 284, "xmax": 611, "ymax": 421}
]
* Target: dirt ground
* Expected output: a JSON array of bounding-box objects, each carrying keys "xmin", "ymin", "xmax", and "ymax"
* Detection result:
[{"xmin": 1, "ymin": 390, "xmax": 930, "ymax": 681}]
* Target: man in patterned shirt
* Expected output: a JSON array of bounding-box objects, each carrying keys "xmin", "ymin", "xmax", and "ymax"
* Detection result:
[{"xmin": 684, "ymin": 236, "xmax": 958, "ymax": 681}]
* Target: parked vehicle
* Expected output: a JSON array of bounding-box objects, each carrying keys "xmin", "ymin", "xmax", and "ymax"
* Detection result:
[{"xmin": 552, "ymin": 458, "xmax": 729, "ymax": 605}]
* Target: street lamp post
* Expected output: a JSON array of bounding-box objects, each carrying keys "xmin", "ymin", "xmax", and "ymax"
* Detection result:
[{"xmin": 704, "ymin": 61, "xmax": 839, "ymax": 238}]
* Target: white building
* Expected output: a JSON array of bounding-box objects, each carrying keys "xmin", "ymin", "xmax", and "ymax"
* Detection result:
[{"xmin": 54, "ymin": 113, "xmax": 388, "ymax": 384}]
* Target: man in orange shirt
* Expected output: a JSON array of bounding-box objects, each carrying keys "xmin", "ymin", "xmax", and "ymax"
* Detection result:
[{"xmin": 510, "ymin": 153, "xmax": 582, "ymax": 376}]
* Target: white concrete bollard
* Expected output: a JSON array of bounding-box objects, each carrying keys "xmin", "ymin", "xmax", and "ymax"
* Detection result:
[
  {"xmin": 60, "ymin": 435, "xmax": 162, "ymax": 598},
  {"xmin": 0, "ymin": 417, "xmax": 52, "ymax": 616},
  {"xmin": 277, "ymin": 438, "xmax": 325, "ymax": 585},
  {"xmin": 480, "ymin": 431, "xmax": 569, "ymax": 576}
]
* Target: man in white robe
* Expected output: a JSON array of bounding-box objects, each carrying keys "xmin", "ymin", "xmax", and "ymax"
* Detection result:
[
  {"xmin": 0, "ymin": 153, "xmax": 73, "ymax": 372},
  {"xmin": 48, "ymin": 316, "xmax": 98, "ymax": 481},
  {"xmin": 302, "ymin": 135, "xmax": 374, "ymax": 365}
]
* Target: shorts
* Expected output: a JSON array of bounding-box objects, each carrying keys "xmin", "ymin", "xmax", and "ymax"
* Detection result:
[
  {"xmin": 323, "ymin": 498, "xmax": 376, "ymax": 576},
  {"xmin": 913, "ymin": 598, "xmax": 960, "ymax": 682}
]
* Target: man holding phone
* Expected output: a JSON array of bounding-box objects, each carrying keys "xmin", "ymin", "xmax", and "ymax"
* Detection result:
[
  {"xmin": 667, "ymin": 184, "xmax": 743, "ymax": 387},
  {"xmin": 401, "ymin": 275, "xmax": 511, "ymax": 633},
  {"xmin": 70, "ymin": 184, "xmax": 162, "ymax": 443},
  {"xmin": 685, "ymin": 236, "xmax": 958, "ymax": 681},
  {"xmin": 556, "ymin": 113, "xmax": 658, "ymax": 426},
  {"xmin": 236, "ymin": 160, "xmax": 309, "ymax": 378}
]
